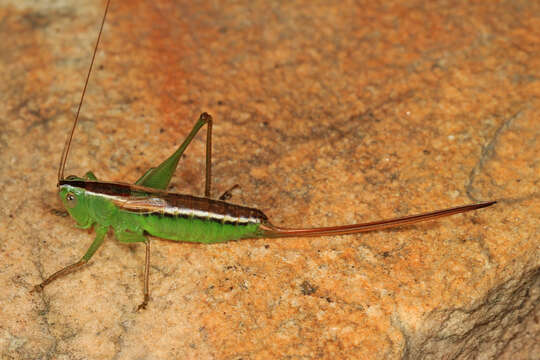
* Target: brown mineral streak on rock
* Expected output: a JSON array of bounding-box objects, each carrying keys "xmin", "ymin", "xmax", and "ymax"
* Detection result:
[
  {"xmin": 1, "ymin": 0, "xmax": 539, "ymax": 359},
  {"xmin": 112, "ymin": 0, "xmax": 191, "ymax": 127}
]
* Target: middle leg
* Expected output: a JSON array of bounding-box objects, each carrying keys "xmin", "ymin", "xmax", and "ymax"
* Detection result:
[{"xmin": 115, "ymin": 230, "xmax": 151, "ymax": 310}]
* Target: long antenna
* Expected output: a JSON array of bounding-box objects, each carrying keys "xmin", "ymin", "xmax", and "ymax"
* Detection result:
[{"xmin": 58, "ymin": 0, "xmax": 111, "ymax": 183}]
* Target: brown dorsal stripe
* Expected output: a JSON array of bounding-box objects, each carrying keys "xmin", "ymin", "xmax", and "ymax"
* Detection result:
[{"xmin": 61, "ymin": 180, "xmax": 268, "ymax": 222}]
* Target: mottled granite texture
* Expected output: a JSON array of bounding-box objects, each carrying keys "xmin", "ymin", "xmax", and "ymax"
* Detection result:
[{"xmin": 1, "ymin": 0, "xmax": 539, "ymax": 359}]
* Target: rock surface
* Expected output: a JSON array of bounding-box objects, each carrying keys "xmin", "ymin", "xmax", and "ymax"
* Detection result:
[{"xmin": 0, "ymin": 0, "xmax": 538, "ymax": 359}]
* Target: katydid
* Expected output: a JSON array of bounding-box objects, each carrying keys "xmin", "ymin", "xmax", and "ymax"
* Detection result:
[{"xmin": 32, "ymin": 0, "xmax": 496, "ymax": 310}]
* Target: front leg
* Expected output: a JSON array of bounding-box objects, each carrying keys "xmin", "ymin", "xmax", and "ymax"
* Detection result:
[
  {"xmin": 32, "ymin": 225, "xmax": 107, "ymax": 292},
  {"xmin": 84, "ymin": 171, "xmax": 98, "ymax": 180}
]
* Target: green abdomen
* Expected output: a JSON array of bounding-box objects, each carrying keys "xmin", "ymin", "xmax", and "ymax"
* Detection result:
[{"xmin": 138, "ymin": 213, "xmax": 263, "ymax": 243}]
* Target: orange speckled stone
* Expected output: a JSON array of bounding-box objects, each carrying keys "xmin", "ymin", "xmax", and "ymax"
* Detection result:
[{"xmin": 1, "ymin": 1, "xmax": 538, "ymax": 359}]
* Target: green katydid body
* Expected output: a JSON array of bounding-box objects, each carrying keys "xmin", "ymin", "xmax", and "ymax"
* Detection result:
[
  {"xmin": 59, "ymin": 179, "xmax": 267, "ymax": 245},
  {"xmin": 33, "ymin": 0, "xmax": 497, "ymax": 310},
  {"xmin": 44, "ymin": 112, "xmax": 495, "ymax": 312},
  {"xmin": 59, "ymin": 178, "xmax": 496, "ymax": 246}
]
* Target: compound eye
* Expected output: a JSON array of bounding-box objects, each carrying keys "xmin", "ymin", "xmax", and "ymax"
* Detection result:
[{"xmin": 65, "ymin": 192, "xmax": 77, "ymax": 208}]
